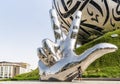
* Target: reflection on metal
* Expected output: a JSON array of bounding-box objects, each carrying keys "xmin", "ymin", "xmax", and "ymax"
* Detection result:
[
  {"xmin": 37, "ymin": 9, "xmax": 118, "ymax": 81},
  {"xmin": 111, "ymin": 34, "xmax": 119, "ymax": 38}
]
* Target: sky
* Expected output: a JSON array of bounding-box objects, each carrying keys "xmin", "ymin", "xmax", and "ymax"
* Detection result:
[{"xmin": 0, "ymin": 0, "xmax": 54, "ymax": 69}]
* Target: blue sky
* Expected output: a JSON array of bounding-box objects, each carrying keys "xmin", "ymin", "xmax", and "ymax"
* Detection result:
[{"xmin": 0, "ymin": 0, "xmax": 54, "ymax": 69}]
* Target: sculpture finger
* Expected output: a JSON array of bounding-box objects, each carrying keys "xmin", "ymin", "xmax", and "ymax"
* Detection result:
[
  {"xmin": 42, "ymin": 39, "xmax": 61, "ymax": 61},
  {"xmin": 75, "ymin": 43, "xmax": 117, "ymax": 62},
  {"xmin": 74, "ymin": 43, "xmax": 118, "ymax": 72},
  {"xmin": 50, "ymin": 9, "xmax": 64, "ymax": 45},
  {"xmin": 37, "ymin": 47, "xmax": 49, "ymax": 65},
  {"xmin": 66, "ymin": 11, "xmax": 82, "ymax": 50}
]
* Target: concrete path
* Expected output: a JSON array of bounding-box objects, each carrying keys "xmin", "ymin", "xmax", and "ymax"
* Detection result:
[{"xmin": 0, "ymin": 81, "xmax": 120, "ymax": 84}]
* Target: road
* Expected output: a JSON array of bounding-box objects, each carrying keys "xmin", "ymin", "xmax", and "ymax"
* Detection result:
[{"xmin": 0, "ymin": 81, "xmax": 120, "ymax": 84}]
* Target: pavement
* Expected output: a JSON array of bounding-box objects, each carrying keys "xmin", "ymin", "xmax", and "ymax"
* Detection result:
[{"xmin": 0, "ymin": 81, "xmax": 120, "ymax": 84}]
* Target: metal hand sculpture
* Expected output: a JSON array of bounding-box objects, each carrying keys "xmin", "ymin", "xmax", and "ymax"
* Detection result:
[{"xmin": 37, "ymin": 9, "xmax": 118, "ymax": 81}]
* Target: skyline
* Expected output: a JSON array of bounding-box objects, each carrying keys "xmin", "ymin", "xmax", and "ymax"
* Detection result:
[{"xmin": 0, "ymin": 0, "xmax": 54, "ymax": 69}]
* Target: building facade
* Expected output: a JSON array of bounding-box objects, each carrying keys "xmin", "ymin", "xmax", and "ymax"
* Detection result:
[{"xmin": 0, "ymin": 61, "xmax": 30, "ymax": 78}]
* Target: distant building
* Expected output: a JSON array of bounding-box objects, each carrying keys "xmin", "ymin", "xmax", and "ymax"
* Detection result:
[{"xmin": 0, "ymin": 61, "xmax": 30, "ymax": 78}]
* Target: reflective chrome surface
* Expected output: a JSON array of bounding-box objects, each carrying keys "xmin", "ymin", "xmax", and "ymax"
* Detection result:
[{"xmin": 37, "ymin": 9, "xmax": 118, "ymax": 81}]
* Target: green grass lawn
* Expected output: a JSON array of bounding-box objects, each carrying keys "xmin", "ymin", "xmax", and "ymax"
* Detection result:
[
  {"xmin": 1, "ymin": 69, "xmax": 39, "ymax": 81},
  {"xmin": 11, "ymin": 69, "xmax": 39, "ymax": 80},
  {"xmin": 76, "ymin": 30, "xmax": 120, "ymax": 78},
  {"xmin": 83, "ymin": 66, "xmax": 120, "ymax": 78},
  {"xmin": 3, "ymin": 30, "xmax": 120, "ymax": 81}
]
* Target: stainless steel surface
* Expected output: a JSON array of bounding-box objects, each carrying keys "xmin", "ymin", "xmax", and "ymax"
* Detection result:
[{"xmin": 37, "ymin": 9, "xmax": 118, "ymax": 81}]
